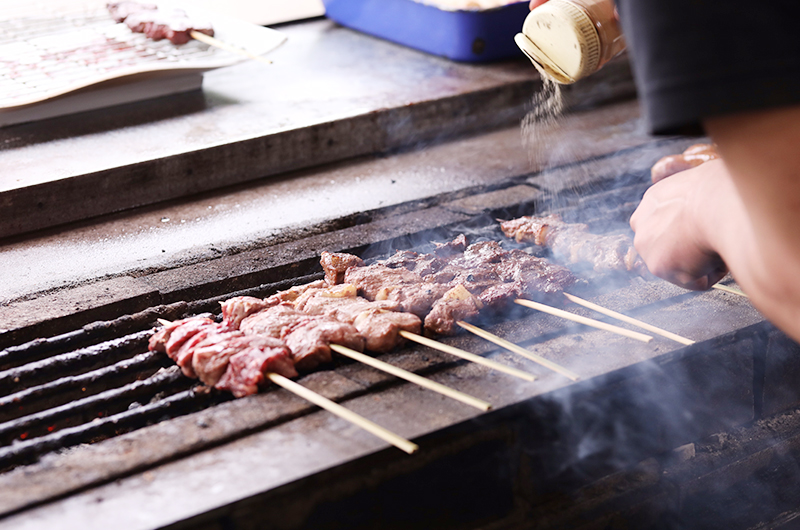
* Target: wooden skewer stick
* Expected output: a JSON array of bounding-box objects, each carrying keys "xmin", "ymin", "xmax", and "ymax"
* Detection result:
[
  {"xmin": 563, "ymin": 293, "xmax": 695, "ymax": 346},
  {"xmin": 330, "ymin": 344, "xmax": 491, "ymax": 411},
  {"xmin": 189, "ymin": 30, "xmax": 273, "ymax": 65},
  {"xmin": 456, "ymin": 321, "xmax": 581, "ymax": 381},
  {"xmin": 398, "ymin": 331, "xmax": 537, "ymax": 382},
  {"xmin": 712, "ymin": 283, "xmax": 749, "ymax": 298},
  {"xmin": 514, "ymin": 299, "xmax": 654, "ymax": 343},
  {"xmin": 266, "ymin": 372, "xmax": 418, "ymax": 454},
  {"xmin": 157, "ymin": 318, "xmax": 172, "ymax": 326}
]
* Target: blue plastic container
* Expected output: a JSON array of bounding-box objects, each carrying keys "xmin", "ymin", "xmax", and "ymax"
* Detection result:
[{"xmin": 322, "ymin": 0, "xmax": 530, "ymax": 63}]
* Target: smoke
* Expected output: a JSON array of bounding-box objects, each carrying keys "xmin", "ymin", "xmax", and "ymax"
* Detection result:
[{"xmin": 452, "ymin": 314, "xmax": 772, "ymax": 519}]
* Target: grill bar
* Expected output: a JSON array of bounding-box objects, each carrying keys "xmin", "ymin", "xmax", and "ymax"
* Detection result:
[
  {"xmin": 0, "ymin": 349, "xmax": 171, "ymax": 423},
  {"xmin": 0, "ymin": 365, "xmax": 194, "ymax": 447},
  {"xmin": 0, "ymin": 329, "xmax": 101, "ymax": 371},
  {"xmin": 0, "ymin": 331, "xmax": 153, "ymax": 398},
  {"xmin": 0, "ymin": 383, "xmax": 227, "ymax": 472}
]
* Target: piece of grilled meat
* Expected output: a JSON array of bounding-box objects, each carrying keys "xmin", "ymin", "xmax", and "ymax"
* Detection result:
[{"xmin": 500, "ymin": 214, "xmax": 646, "ymax": 275}]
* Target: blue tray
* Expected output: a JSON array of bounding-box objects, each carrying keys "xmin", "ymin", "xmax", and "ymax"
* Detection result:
[{"xmin": 322, "ymin": 0, "xmax": 530, "ymax": 63}]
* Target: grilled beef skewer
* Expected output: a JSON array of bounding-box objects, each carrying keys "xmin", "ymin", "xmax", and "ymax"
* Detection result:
[
  {"xmin": 222, "ymin": 288, "xmax": 420, "ymax": 359},
  {"xmin": 500, "ymin": 214, "xmax": 646, "ymax": 275},
  {"xmin": 238, "ymin": 303, "xmax": 365, "ymax": 372},
  {"xmin": 322, "ymin": 235, "xmax": 578, "ymax": 335},
  {"xmin": 107, "ymin": 1, "xmax": 214, "ymax": 45},
  {"xmin": 292, "ymin": 284, "xmax": 422, "ymax": 353},
  {"xmin": 150, "ymin": 316, "xmax": 418, "ymax": 452},
  {"xmin": 219, "ymin": 292, "xmax": 366, "ymax": 372},
  {"xmin": 149, "ymin": 233, "xmax": 576, "ymax": 398},
  {"xmin": 149, "ymin": 317, "xmax": 297, "ymax": 397}
]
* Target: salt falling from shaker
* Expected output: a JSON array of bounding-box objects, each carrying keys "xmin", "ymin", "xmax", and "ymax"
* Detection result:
[
  {"xmin": 521, "ymin": 63, "xmax": 564, "ymax": 164},
  {"xmin": 517, "ymin": 0, "xmax": 624, "ymax": 163}
]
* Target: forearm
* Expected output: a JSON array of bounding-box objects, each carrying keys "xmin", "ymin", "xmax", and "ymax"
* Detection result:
[{"xmin": 703, "ymin": 105, "xmax": 800, "ymax": 341}]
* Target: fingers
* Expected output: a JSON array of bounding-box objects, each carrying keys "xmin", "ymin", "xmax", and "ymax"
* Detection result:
[
  {"xmin": 650, "ymin": 143, "xmax": 719, "ymax": 183},
  {"xmin": 650, "ymin": 155, "xmax": 693, "ymax": 183},
  {"xmin": 637, "ymin": 243, "xmax": 727, "ymax": 291},
  {"xmin": 630, "ymin": 171, "xmax": 728, "ymax": 292},
  {"xmin": 628, "ymin": 187, "xmax": 647, "ymax": 231},
  {"xmin": 670, "ymin": 263, "xmax": 728, "ymax": 291}
]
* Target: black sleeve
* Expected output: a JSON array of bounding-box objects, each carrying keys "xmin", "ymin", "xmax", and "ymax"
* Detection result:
[{"xmin": 616, "ymin": 0, "xmax": 800, "ymax": 135}]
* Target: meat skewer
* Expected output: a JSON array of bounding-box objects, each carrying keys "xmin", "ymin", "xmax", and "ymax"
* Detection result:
[
  {"xmin": 108, "ymin": 2, "xmax": 213, "ymax": 45},
  {"xmin": 712, "ymin": 284, "xmax": 748, "ymax": 298},
  {"xmin": 107, "ymin": 2, "xmax": 274, "ymax": 64},
  {"xmin": 265, "ymin": 372, "xmax": 419, "ymax": 454},
  {"xmin": 157, "ymin": 290, "xmax": 494, "ymax": 408},
  {"xmin": 329, "ymin": 344, "xmax": 491, "ymax": 411},
  {"xmin": 397, "ymin": 330, "xmax": 537, "ymax": 382},
  {"xmin": 280, "ymin": 271, "xmax": 564, "ymax": 380},
  {"xmin": 155, "ymin": 230, "xmax": 657, "ymax": 398},
  {"xmin": 322, "ymin": 235, "xmax": 580, "ymax": 336},
  {"xmin": 285, "ymin": 277, "xmax": 543, "ymax": 381},
  {"xmin": 500, "ymin": 214, "xmax": 646, "ymax": 275},
  {"xmin": 227, "ymin": 263, "xmax": 541, "ymax": 381},
  {"xmin": 155, "ymin": 232, "xmax": 650, "ymax": 407},
  {"xmin": 227, "ymin": 302, "xmax": 494, "ymax": 408},
  {"xmin": 456, "ymin": 321, "xmax": 581, "ymax": 381},
  {"xmin": 513, "ymin": 299, "xmax": 653, "ymax": 343},
  {"xmin": 151, "ymin": 316, "xmax": 298, "ymax": 397},
  {"xmin": 562, "ymin": 293, "xmax": 695, "ymax": 346},
  {"xmin": 499, "ymin": 215, "xmax": 698, "ymax": 344},
  {"xmin": 321, "ymin": 238, "xmax": 588, "ymax": 378},
  {"xmin": 153, "ymin": 317, "xmax": 418, "ymax": 453}
]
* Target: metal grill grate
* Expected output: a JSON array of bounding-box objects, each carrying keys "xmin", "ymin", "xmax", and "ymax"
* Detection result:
[
  {"xmin": 0, "ymin": 325, "xmax": 233, "ymax": 471},
  {"xmin": 0, "ymin": 176, "xmax": 649, "ymax": 474},
  {"xmin": 0, "ymin": 266, "xmax": 333, "ymax": 473}
]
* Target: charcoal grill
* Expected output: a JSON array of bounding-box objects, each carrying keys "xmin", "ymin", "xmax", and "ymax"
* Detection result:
[
  {"xmin": 3, "ymin": 128, "xmax": 800, "ymax": 530},
  {"xmin": 3, "ymin": 15, "xmax": 800, "ymax": 528}
]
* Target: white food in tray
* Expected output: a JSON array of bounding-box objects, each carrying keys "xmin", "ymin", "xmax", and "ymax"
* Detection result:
[{"xmin": 411, "ymin": 0, "xmax": 524, "ymax": 11}]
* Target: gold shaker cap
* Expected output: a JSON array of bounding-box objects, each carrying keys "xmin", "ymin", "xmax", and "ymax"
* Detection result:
[{"xmin": 515, "ymin": 0, "xmax": 601, "ymax": 84}]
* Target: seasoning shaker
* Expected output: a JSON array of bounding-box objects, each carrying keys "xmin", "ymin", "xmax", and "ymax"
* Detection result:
[{"xmin": 515, "ymin": 0, "xmax": 625, "ymax": 84}]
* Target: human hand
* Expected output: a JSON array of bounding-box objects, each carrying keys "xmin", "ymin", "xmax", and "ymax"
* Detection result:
[
  {"xmin": 650, "ymin": 144, "xmax": 719, "ymax": 184},
  {"xmin": 630, "ymin": 160, "xmax": 731, "ymax": 290}
]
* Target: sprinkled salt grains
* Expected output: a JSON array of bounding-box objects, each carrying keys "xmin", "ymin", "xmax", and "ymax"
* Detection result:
[{"xmin": 521, "ymin": 65, "xmax": 565, "ymax": 164}]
